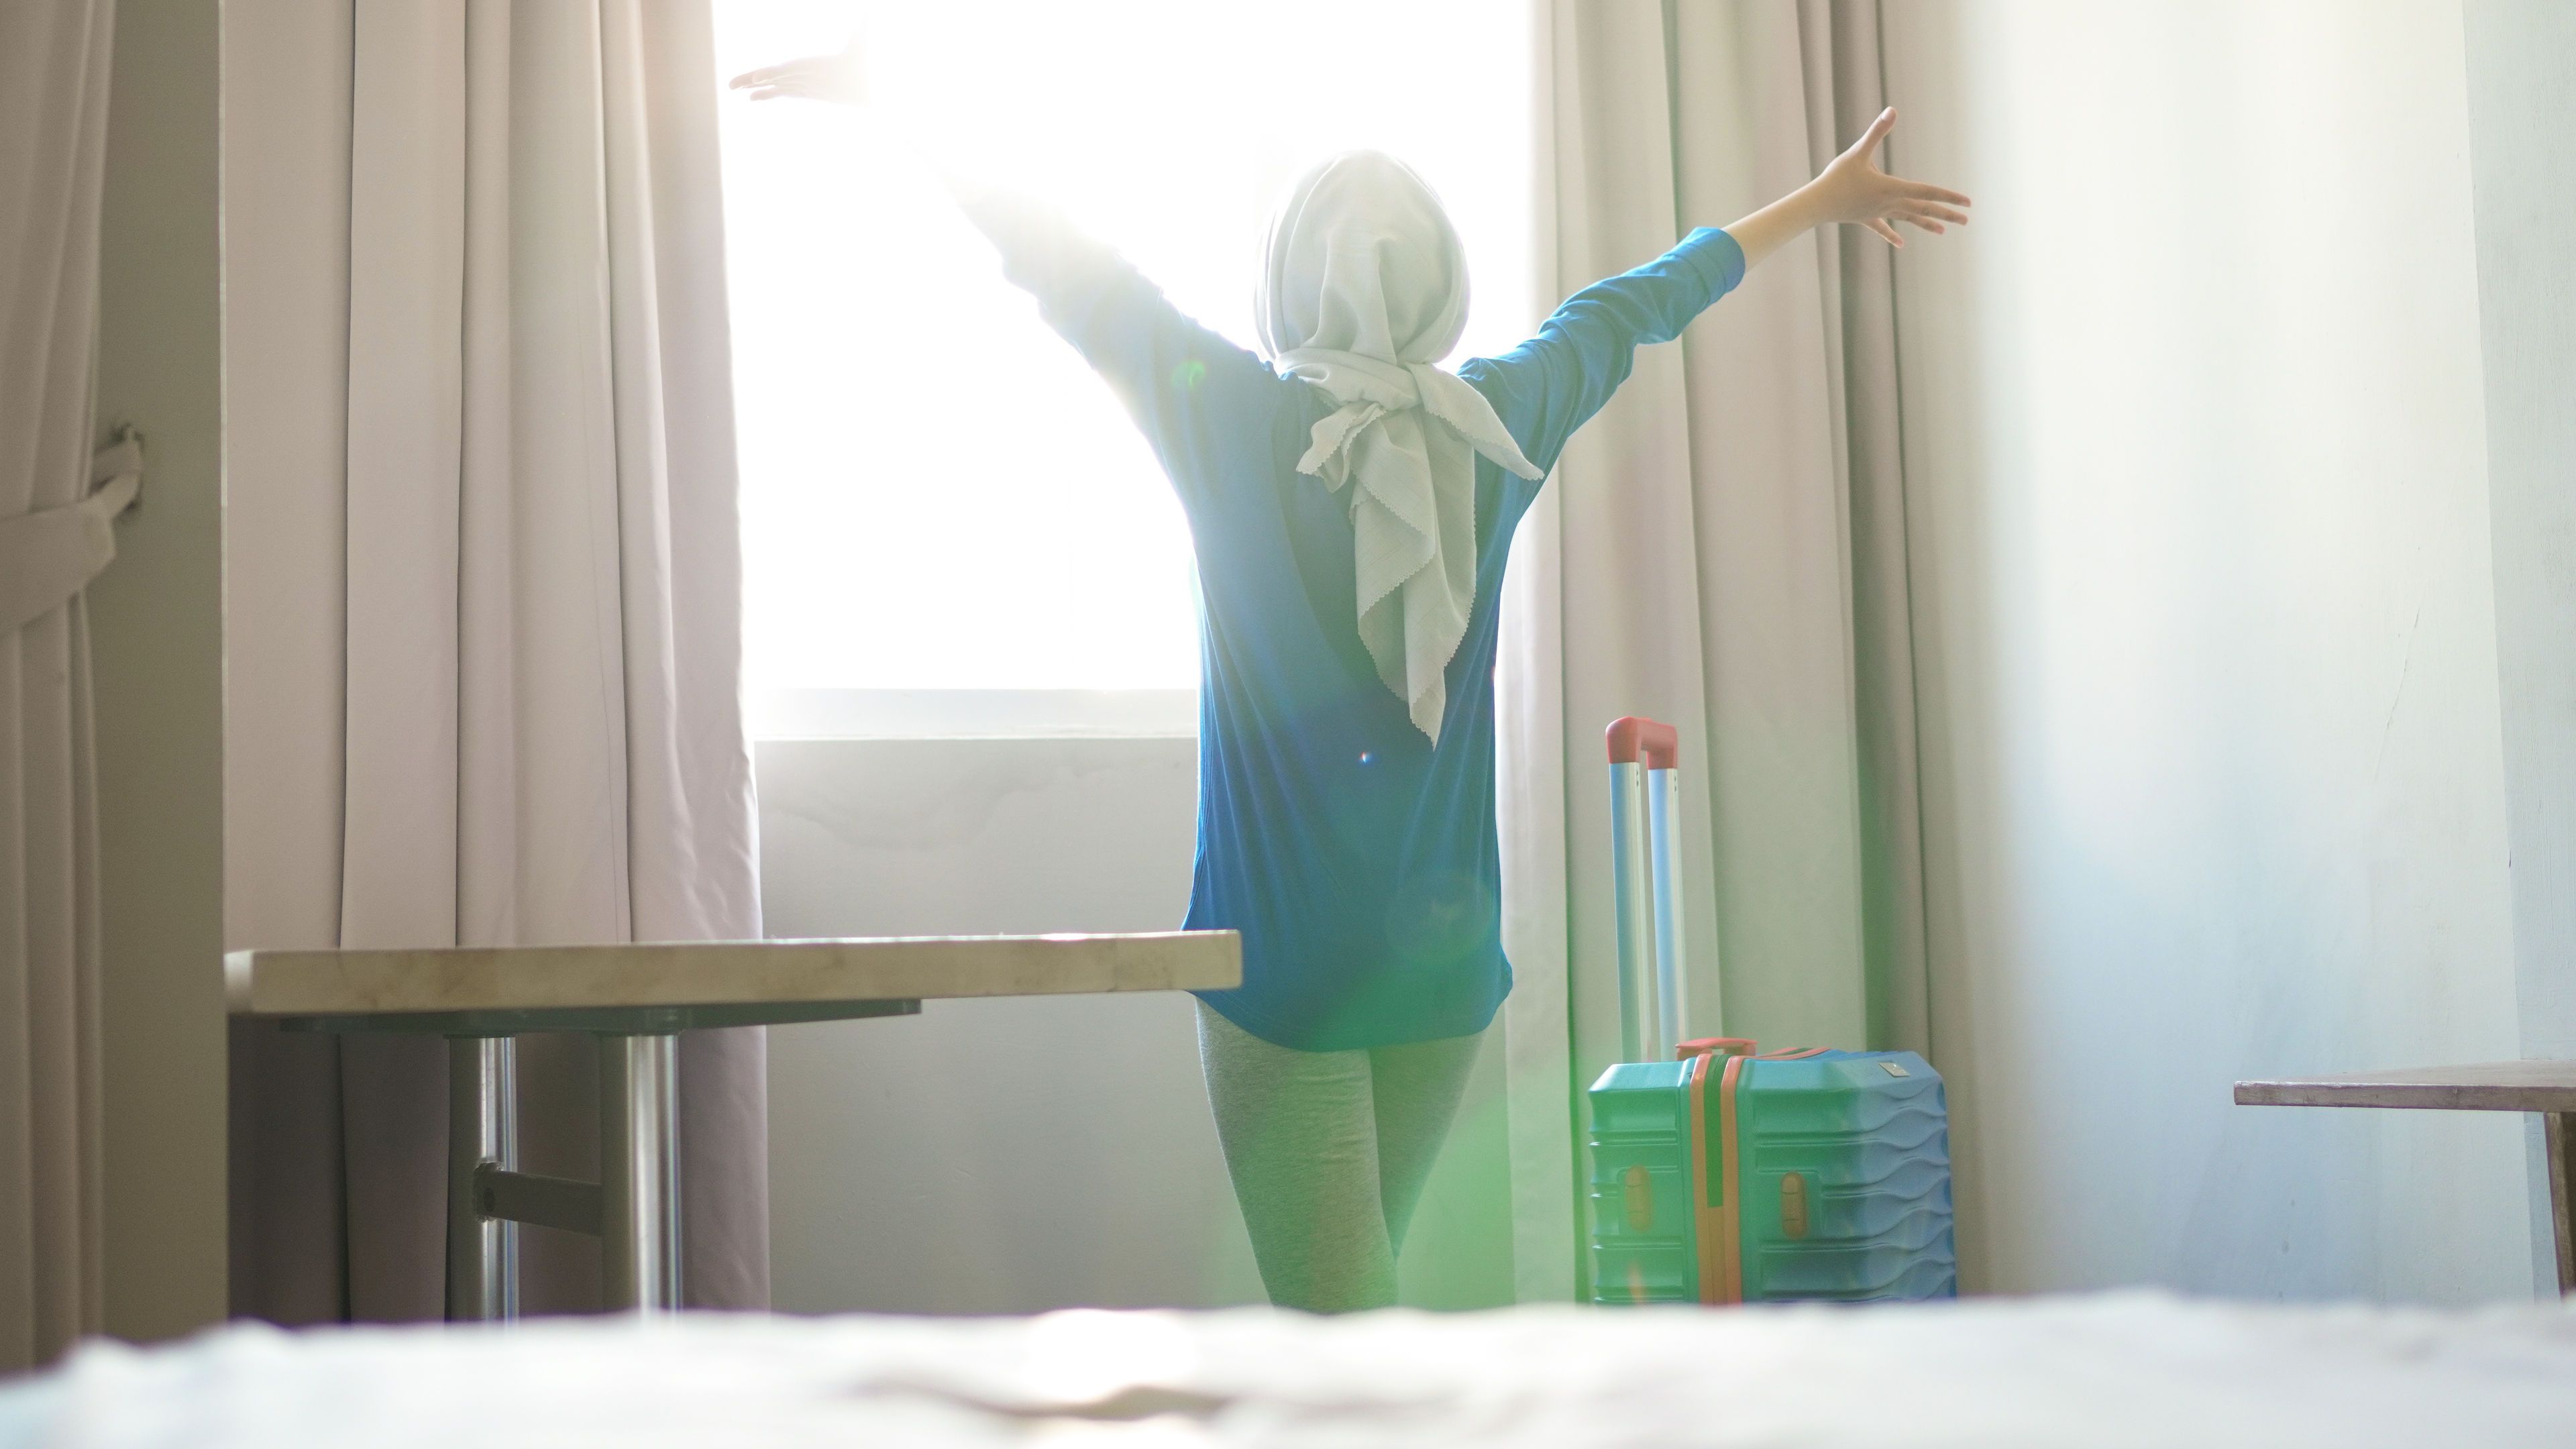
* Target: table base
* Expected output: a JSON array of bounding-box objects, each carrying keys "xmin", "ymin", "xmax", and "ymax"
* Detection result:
[{"xmin": 439, "ymin": 1004, "xmax": 920, "ymax": 1318}]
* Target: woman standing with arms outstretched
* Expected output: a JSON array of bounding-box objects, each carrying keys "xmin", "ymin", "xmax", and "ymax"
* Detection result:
[{"xmin": 735, "ymin": 45, "xmax": 1968, "ymax": 1312}]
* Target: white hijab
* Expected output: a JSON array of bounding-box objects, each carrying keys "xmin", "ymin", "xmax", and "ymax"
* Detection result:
[{"xmin": 1256, "ymin": 152, "xmax": 1542, "ymax": 745}]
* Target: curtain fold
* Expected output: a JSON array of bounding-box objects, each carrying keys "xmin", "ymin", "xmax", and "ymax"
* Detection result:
[
  {"xmin": 0, "ymin": 0, "xmax": 118, "ymax": 1370},
  {"xmin": 233, "ymin": 0, "xmax": 765, "ymax": 1320},
  {"xmin": 1498, "ymin": 0, "xmax": 1927, "ymax": 1302},
  {"xmin": 1811, "ymin": 5, "xmax": 1934, "ymax": 1061}
]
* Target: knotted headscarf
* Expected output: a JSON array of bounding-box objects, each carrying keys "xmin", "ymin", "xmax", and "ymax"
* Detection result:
[{"xmin": 1256, "ymin": 152, "xmax": 1543, "ymax": 745}]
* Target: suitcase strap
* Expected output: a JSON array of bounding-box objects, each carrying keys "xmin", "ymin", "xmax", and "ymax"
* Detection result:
[{"xmin": 1688, "ymin": 1051, "xmax": 1747, "ymax": 1304}]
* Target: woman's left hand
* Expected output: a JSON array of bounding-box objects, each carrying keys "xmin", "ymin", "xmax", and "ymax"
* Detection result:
[
  {"xmin": 729, "ymin": 43, "xmax": 867, "ymax": 108},
  {"xmin": 1807, "ymin": 107, "xmax": 1970, "ymax": 248}
]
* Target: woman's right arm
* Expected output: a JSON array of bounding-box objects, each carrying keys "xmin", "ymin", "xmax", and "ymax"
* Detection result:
[
  {"xmin": 1466, "ymin": 228, "xmax": 1748, "ymax": 470},
  {"xmin": 1471, "ymin": 107, "xmax": 1968, "ymax": 468}
]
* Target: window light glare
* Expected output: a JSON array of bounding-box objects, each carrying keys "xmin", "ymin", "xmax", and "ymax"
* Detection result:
[{"xmin": 716, "ymin": 1, "xmax": 1530, "ymax": 693}]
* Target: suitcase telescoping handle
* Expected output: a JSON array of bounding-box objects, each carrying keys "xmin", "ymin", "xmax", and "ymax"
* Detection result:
[{"xmin": 1607, "ymin": 718, "xmax": 1688, "ymax": 1064}]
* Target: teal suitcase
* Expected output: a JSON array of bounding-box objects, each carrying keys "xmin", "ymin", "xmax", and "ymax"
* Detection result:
[
  {"xmin": 1590, "ymin": 718, "xmax": 1954, "ymax": 1304},
  {"xmin": 1588, "ymin": 1039, "xmax": 1955, "ymax": 1304}
]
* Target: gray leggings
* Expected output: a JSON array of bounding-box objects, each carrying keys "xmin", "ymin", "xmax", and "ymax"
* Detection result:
[{"xmin": 1194, "ymin": 1001, "xmax": 1484, "ymax": 1313}]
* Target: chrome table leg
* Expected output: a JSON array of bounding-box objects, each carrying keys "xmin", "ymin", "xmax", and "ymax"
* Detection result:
[
  {"xmin": 445, "ymin": 1036, "xmax": 519, "ymax": 1321},
  {"xmin": 598, "ymin": 1032, "xmax": 682, "ymax": 1311}
]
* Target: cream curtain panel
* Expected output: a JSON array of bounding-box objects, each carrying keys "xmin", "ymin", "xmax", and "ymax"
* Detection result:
[
  {"xmin": 0, "ymin": 0, "xmax": 123, "ymax": 1370},
  {"xmin": 230, "ymin": 0, "xmax": 765, "ymax": 1320},
  {"xmin": 1498, "ymin": 0, "xmax": 1931, "ymax": 1301}
]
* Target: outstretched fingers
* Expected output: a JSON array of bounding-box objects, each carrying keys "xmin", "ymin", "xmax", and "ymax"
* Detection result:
[
  {"xmin": 1833, "ymin": 108, "xmax": 1968, "ymax": 244},
  {"xmin": 1901, "ymin": 199, "xmax": 1970, "ymax": 227},
  {"xmin": 728, "ymin": 56, "xmax": 840, "ymax": 101},
  {"xmin": 1897, "ymin": 179, "xmax": 1973, "ymax": 208}
]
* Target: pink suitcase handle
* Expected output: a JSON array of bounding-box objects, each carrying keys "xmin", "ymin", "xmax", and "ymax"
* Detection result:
[{"xmin": 1605, "ymin": 716, "xmax": 1680, "ymax": 769}]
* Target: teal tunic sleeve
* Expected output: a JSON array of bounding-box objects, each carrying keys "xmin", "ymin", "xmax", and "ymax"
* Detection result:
[{"xmin": 1460, "ymin": 227, "xmax": 1747, "ymax": 471}]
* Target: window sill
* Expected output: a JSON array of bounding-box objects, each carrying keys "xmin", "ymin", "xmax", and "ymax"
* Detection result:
[{"xmin": 749, "ymin": 689, "xmax": 1197, "ymax": 742}]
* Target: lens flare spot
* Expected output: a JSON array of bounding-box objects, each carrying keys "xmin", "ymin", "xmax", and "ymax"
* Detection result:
[{"xmin": 1169, "ymin": 358, "xmax": 1208, "ymax": 392}]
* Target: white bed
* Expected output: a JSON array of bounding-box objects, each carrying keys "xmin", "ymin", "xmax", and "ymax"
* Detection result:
[{"xmin": 5, "ymin": 1291, "xmax": 2572, "ymax": 1447}]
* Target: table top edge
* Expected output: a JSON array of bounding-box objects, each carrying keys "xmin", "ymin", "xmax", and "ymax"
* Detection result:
[
  {"xmin": 2234, "ymin": 1061, "xmax": 2576, "ymax": 1111},
  {"xmin": 229, "ymin": 930, "xmax": 1237, "ymax": 963},
  {"xmin": 228, "ymin": 931, "xmax": 1244, "ymax": 1017}
]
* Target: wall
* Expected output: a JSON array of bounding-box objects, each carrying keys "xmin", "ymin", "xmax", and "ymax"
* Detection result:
[
  {"xmin": 1886, "ymin": 1, "xmax": 2530, "ymax": 1301},
  {"xmin": 759, "ymin": 735, "xmax": 1515, "ymax": 1312},
  {"xmin": 2460, "ymin": 0, "xmax": 2576, "ymax": 1285},
  {"xmin": 89, "ymin": 0, "xmax": 229, "ymax": 1340}
]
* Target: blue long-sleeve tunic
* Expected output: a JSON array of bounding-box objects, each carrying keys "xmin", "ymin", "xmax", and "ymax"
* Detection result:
[{"xmin": 966, "ymin": 196, "xmax": 1746, "ymax": 1051}]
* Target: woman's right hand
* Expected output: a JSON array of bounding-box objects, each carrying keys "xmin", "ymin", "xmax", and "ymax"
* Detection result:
[
  {"xmin": 1805, "ymin": 107, "xmax": 1970, "ymax": 248},
  {"xmin": 729, "ymin": 42, "xmax": 867, "ymax": 108},
  {"xmin": 1721, "ymin": 106, "xmax": 1969, "ymax": 272}
]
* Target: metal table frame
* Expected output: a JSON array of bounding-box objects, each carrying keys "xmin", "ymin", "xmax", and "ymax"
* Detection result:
[
  {"xmin": 289, "ymin": 998, "xmax": 922, "ymax": 1317},
  {"xmin": 231, "ymin": 932, "xmax": 1240, "ymax": 1319},
  {"xmin": 2235, "ymin": 1061, "xmax": 2576, "ymax": 1295}
]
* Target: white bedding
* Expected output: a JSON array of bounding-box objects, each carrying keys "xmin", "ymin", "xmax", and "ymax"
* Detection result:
[{"xmin": 5, "ymin": 1291, "xmax": 2572, "ymax": 1447}]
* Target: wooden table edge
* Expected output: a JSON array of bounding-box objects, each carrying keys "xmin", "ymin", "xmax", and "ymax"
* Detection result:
[
  {"xmin": 225, "ymin": 930, "xmax": 1243, "ymax": 1018},
  {"xmin": 2234, "ymin": 1079, "xmax": 2576, "ymax": 1113}
]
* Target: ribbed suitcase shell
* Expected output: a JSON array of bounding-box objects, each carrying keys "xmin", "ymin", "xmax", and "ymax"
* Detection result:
[{"xmin": 1588, "ymin": 1049, "xmax": 1956, "ymax": 1304}]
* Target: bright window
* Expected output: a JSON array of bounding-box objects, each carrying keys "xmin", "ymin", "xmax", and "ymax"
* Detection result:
[{"xmin": 714, "ymin": 2, "xmax": 1533, "ymax": 732}]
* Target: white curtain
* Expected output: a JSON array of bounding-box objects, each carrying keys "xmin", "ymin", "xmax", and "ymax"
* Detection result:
[
  {"xmin": 0, "ymin": 0, "xmax": 125, "ymax": 1369},
  {"xmin": 1499, "ymin": 0, "xmax": 1929, "ymax": 1301},
  {"xmin": 230, "ymin": 0, "xmax": 764, "ymax": 1319}
]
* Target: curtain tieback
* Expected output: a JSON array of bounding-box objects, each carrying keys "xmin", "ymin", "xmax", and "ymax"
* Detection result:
[{"xmin": 0, "ymin": 428, "xmax": 144, "ymax": 634}]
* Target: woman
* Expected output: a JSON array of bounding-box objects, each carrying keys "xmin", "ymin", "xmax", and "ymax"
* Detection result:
[{"xmin": 736, "ymin": 48, "xmax": 1968, "ymax": 1312}]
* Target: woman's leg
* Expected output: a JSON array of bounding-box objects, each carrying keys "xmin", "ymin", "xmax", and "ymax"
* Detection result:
[
  {"xmin": 1194, "ymin": 1002, "xmax": 1393, "ymax": 1311},
  {"xmin": 1366, "ymin": 1029, "xmax": 1485, "ymax": 1254}
]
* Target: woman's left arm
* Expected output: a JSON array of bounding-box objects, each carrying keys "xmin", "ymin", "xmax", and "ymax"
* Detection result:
[
  {"xmin": 731, "ymin": 43, "xmax": 999, "ymax": 205},
  {"xmin": 730, "ymin": 44, "xmax": 1271, "ymax": 514},
  {"xmin": 1722, "ymin": 108, "xmax": 1970, "ymax": 270}
]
